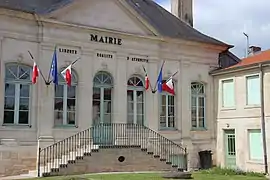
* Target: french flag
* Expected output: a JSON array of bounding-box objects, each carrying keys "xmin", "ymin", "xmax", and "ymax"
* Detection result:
[
  {"xmin": 162, "ymin": 76, "xmax": 175, "ymax": 95},
  {"xmin": 32, "ymin": 62, "xmax": 39, "ymax": 84},
  {"xmin": 61, "ymin": 65, "xmax": 72, "ymax": 86}
]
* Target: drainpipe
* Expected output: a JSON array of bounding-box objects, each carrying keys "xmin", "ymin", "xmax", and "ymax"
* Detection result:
[{"xmin": 259, "ymin": 63, "xmax": 268, "ymax": 174}]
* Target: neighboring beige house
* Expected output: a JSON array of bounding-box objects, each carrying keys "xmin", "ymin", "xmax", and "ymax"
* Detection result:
[
  {"xmin": 211, "ymin": 46, "xmax": 270, "ymax": 173},
  {"xmin": 0, "ymin": 0, "xmax": 239, "ymax": 177}
]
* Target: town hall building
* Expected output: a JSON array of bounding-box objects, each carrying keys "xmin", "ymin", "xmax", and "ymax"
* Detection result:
[{"xmin": 0, "ymin": 0, "xmax": 238, "ymax": 177}]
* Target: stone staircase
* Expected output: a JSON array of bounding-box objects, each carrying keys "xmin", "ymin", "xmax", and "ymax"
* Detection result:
[{"xmin": 33, "ymin": 124, "xmax": 188, "ymax": 177}]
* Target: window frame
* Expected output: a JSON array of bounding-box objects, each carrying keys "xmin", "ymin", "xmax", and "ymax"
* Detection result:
[
  {"xmin": 191, "ymin": 82, "xmax": 206, "ymax": 130},
  {"xmin": 245, "ymin": 74, "xmax": 261, "ymax": 107},
  {"xmin": 54, "ymin": 68, "xmax": 78, "ymax": 128},
  {"xmin": 159, "ymin": 91, "xmax": 176, "ymax": 130},
  {"xmin": 127, "ymin": 76, "xmax": 145, "ymax": 125},
  {"xmin": 92, "ymin": 71, "xmax": 113, "ymax": 125},
  {"xmin": 220, "ymin": 78, "xmax": 236, "ymax": 109},
  {"xmin": 3, "ymin": 63, "xmax": 32, "ymax": 126}
]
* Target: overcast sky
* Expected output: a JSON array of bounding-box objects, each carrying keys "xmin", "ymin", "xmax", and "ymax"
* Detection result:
[{"xmin": 155, "ymin": 0, "xmax": 270, "ymax": 58}]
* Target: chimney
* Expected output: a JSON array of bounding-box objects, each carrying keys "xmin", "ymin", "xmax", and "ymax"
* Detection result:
[
  {"xmin": 248, "ymin": 46, "xmax": 261, "ymax": 56},
  {"xmin": 171, "ymin": 0, "xmax": 193, "ymax": 27}
]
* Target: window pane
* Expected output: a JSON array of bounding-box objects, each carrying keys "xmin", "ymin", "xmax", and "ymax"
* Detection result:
[
  {"xmin": 103, "ymin": 113, "xmax": 111, "ymax": 124},
  {"xmin": 168, "ymin": 106, "xmax": 174, "ymax": 116},
  {"xmin": 55, "ymin": 98, "xmax": 63, "ymax": 110},
  {"xmin": 137, "ymin": 103, "xmax": 144, "ymax": 114},
  {"xmin": 55, "ymin": 85, "xmax": 64, "ymax": 98},
  {"xmin": 5, "ymin": 65, "xmax": 17, "ymax": 80},
  {"xmin": 4, "ymin": 111, "xmax": 14, "ymax": 124},
  {"xmin": 199, "ymin": 107, "xmax": 204, "ymax": 118},
  {"xmin": 159, "ymin": 116, "xmax": 166, "ymax": 127},
  {"xmin": 199, "ymin": 97, "xmax": 205, "ymax": 107},
  {"xmin": 104, "ymin": 88, "xmax": 111, "ymax": 100},
  {"xmin": 127, "ymin": 102, "xmax": 134, "ymax": 114},
  {"xmin": 67, "ymin": 112, "xmax": 75, "ymax": 125},
  {"xmin": 137, "ymin": 115, "xmax": 144, "ymax": 125},
  {"xmin": 160, "ymin": 105, "xmax": 166, "ymax": 116},
  {"xmin": 127, "ymin": 114, "xmax": 133, "ymax": 124},
  {"xmin": 18, "ymin": 111, "xmax": 29, "ymax": 124},
  {"xmin": 136, "ymin": 91, "xmax": 144, "ymax": 102},
  {"xmin": 199, "ymin": 118, "xmax": 204, "ymax": 127},
  {"xmin": 127, "ymin": 90, "xmax": 133, "ymax": 102},
  {"xmin": 67, "ymin": 86, "xmax": 76, "ymax": 98},
  {"xmin": 4, "ymin": 97, "xmax": 15, "ymax": 110},
  {"xmin": 93, "ymin": 87, "xmax": 100, "ymax": 100},
  {"xmin": 247, "ymin": 75, "xmax": 260, "ymax": 105},
  {"xmin": 19, "ymin": 66, "xmax": 30, "ymax": 80},
  {"xmin": 222, "ymin": 80, "xmax": 235, "ymax": 107},
  {"xmin": 5, "ymin": 84, "xmax": 15, "ymax": 97},
  {"xmin": 249, "ymin": 129, "xmax": 263, "ymax": 160},
  {"xmin": 93, "ymin": 113, "xmax": 100, "ymax": 125},
  {"xmin": 191, "ymin": 96, "xmax": 196, "ymax": 107},
  {"xmin": 168, "ymin": 117, "xmax": 175, "ymax": 128},
  {"xmin": 20, "ymin": 84, "xmax": 30, "ymax": 97},
  {"xmin": 54, "ymin": 111, "xmax": 63, "ymax": 126},
  {"xmin": 104, "ymin": 101, "xmax": 111, "ymax": 113},
  {"xmin": 93, "ymin": 101, "xmax": 100, "ymax": 113},
  {"xmin": 168, "ymin": 96, "xmax": 174, "ymax": 106},
  {"xmin": 192, "ymin": 118, "xmax": 197, "ymax": 128},
  {"xmin": 161, "ymin": 95, "xmax": 166, "ymax": 105},
  {"xmin": 19, "ymin": 98, "xmax": 29, "ymax": 110},
  {"xmin": 67, "ymin": 99, "xmax": 76, "ymax": 111}
]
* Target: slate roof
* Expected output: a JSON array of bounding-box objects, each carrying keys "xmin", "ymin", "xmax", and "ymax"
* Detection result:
[{"xmin": 0, "ymin": 0, "xmax": 230, "ymax": 47}]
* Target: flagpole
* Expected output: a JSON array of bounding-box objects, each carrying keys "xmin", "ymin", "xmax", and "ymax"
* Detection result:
[
  {"xmin": 142, "ymin": 65, "xmax": 154, "ymax": 92},
  {"xmin": 166, "ymin": 70, "xmax": 179, "ymax": 83},
  {"xmin": 28, "ymin": 51, "xmax": 48, "ymax": 85}
]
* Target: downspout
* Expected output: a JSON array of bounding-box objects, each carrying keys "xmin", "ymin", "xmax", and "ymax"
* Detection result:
[{"xmin": 259, "ymin": 63, "xmax": 268, "ymax": 174}]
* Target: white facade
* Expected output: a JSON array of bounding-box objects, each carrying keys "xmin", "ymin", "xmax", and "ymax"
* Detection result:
[
  {"xmin": 213, "ymin": 65, "xmax": 270, "ymax": 173},
  {"xmin": 0, "ymin": 0, "xmax": 228, "ymax": 175}
]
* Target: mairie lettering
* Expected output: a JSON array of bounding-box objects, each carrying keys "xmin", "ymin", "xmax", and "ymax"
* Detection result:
[{"xmin": 90, "ymin": 34, "xmax": 122, "ymax": 45}]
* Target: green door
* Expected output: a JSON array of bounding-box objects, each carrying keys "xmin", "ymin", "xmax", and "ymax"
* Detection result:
[
  {"xmin": 224, "ymin": 129, "xmax": 236, "ymax": 168},
  {"xmin": 92, "ymin": 72, "xmax": 114, "ymax": 145}
]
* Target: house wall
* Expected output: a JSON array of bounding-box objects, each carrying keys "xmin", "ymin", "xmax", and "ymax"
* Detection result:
[
  {"xmin": 215, "ymin": 68, "xmax": 270, "ymax": 173},
  {"xmin": 0, "ymin": 7, "xmax": 222, "ymax": 175}
]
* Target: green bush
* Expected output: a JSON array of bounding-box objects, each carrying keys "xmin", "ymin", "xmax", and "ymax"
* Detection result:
[{"xmin": 199, "ymin": 167, "xmax": 265, "ymax": 177}]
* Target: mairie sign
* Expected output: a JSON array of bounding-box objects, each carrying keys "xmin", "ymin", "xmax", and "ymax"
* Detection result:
[{"xmin": 90, "ymin": 34, "xmax": 122, "ymax": 45}]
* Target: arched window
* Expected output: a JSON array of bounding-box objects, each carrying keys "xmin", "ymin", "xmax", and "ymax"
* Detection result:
[
  {"xmin": 54, "ymin": 69, "xmax": 78, "ymax": 127},
  {"xmin": 159, "ymin": 80, "xmax": 175, "ymax": 129},
  {"xmin": 191, "ymin": 82, "xmax": 205, "ymax": 128},
  {"xmin": 92, "ymin": 71, "xmax": 113, "ymax": 125},
  {"xmin": 127, "ymin": 76, "xmax": 144, "ymax": 125},
  {"xmin": 4, "ymin": 64, "xmax": 31, "ymax": 125}
]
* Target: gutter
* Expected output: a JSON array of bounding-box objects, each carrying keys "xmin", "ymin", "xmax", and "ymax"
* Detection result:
[{"xmin": 259, "ymin": 63, "xmax": 268, "ymax": 175}]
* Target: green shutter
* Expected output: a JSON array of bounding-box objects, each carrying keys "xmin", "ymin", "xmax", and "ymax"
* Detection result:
[
  {"xmin": 247, "ymin": 75, "xmax": 260, "ymax": 105},
  {"xmin": 249, "ymin": 129, "xmax": 263, "ymax": 160},
  {"xmin": 222, "ymin": 79, "xmax": 235, "ymax": 107}
]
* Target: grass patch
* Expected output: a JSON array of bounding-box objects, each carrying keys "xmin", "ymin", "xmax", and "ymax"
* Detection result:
[
  {"xmin": 24, "ymin": 171, "xmax": 267, "ymax": 180},
  {"xmin": 199, "ymin": 167, "xmax": 265, "ymax": 177}
]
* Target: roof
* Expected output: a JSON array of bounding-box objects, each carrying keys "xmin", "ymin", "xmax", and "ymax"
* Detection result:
[
  {"xmin": 210, "ymin": 49, "xmax": 270, "ymax": 75},
  {"xmin": 0, "ymin": 0, "xmax": 231, "ymax": 48},
  {"xmin": 230, "ymin": 49, "xmax": 270, "ymax": 68}
]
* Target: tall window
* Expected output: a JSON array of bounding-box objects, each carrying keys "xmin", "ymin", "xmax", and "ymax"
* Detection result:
[
  {"xmin": 54, "ymin": 69, "xmax": 77, "ymax": 126},
  {"xmin": 246, "ymin": 75, "xmax": 260, "ymax": 105},
  {"xmin": 159, "ymin": 80, "xmax": 175, "ymax": 129},
  {"xmin": 191, "ymin": 82, "xmax": 205, "ymax": 128},
  {"xmin": 92, "ymin": 72, "xmax": 113, "ymax": 125},
  {"xmin": 222, "ymin": 79, "xmax": 235, "ymax": 108},
  {"xmin": 4, "ymin": 64, "xmax": 31, "ymax": 125},
  {"xmin": 127, "ymin": 76, "xmax": 144, "ymax": 125},
  {"xmin": 248, "ymin": 129, "xmax": 263, "ymax": 161}
]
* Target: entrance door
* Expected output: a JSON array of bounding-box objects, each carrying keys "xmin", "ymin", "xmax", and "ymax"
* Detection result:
[
  {"xmin": 224, "ymin": 129, "xmax": 236, "ymax": 168},
  {"xmin": 92, "ymin": 72, "xmax": 113, "ymax": 145}
]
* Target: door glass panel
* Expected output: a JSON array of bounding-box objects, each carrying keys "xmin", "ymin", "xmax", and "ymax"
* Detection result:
[
  {"xmin": 136, "ymin": 91, "xmax": 144, "ymax": 102},
  {"xmin": 104, "ymin": 88, "xmax": 111, "ymax": 100}
]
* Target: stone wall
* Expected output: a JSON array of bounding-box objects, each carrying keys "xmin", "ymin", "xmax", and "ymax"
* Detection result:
[
  {"xmin": 0, "ymin": 142, "xmax": 37, "ymax": 177},
  {"xmin": 53, "ymin": 147, "xmax": 177, "ymax": 176}
]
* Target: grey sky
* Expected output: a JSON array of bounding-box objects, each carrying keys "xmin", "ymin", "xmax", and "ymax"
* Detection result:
[{"xmin": 155, "ymin": 0, "xmax": 270, "ymax": 58}]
